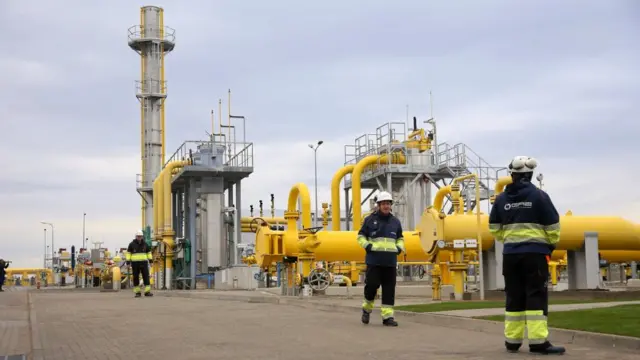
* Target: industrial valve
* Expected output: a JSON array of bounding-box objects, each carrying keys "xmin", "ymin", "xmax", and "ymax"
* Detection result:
[{"xmin": 307, "ymin": 268, "xmax": 331, "ymax": 292}]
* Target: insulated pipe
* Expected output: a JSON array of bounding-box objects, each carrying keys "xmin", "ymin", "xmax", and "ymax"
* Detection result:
[
  {"xmin": 418, "ymin": 209, "xmax": 640, "ymax": 255},
  {"xmin": 286, "ymin": 183, "xmax": 312, "ymax": 230},
  {"xmin": 352, "ymin": 153, "xmax": 406, "ymax": 229},
  {"xmin": 331, "ymin": 165, "xmax": 355, "ymax": 230}
]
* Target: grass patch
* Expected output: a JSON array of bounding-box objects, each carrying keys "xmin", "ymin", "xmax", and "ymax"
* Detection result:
[
  {"xmin": 477, "ymin": 304, "xmax": 640, "ymax": 338},
  {"xmin": 396, "ymin": 298, "xmax": 624, "ymax": 313}
]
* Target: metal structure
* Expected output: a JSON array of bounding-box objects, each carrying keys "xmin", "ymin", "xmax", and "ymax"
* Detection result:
[
  {"xmin": 165, "ymin": 131, "xmax": 254, "ymax": 290},
  {"xmin": 342, "ymin": 120, "xmax": 505, "ymax": 231},
  {"xmin": 129, "ymin": 6, "xmax": 176, "ymax": 232}
]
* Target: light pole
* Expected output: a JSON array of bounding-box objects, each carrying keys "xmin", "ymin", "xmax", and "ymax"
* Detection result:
[
  {"xmin": 43, "ymin": 228, "xmax": 47, "ymax": 268},
  {"xmin": 308, "ymin": 140, "xmax": 323, "ymax": 227},
  {"xmin": 82, "ymin": 213, "xmax": 86, "ymax": 249},
  {"xmin": 41, "ymin": 221, "xmax": 54, "ymax": 269}
]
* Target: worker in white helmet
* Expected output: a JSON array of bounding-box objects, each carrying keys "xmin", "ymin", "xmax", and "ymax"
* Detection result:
[
  {"xmin": 489, "ymin": 156, "xmax": 565, "ymax": 355},
  {"xmin": 125, "ymin": 230, "xmax": 153, "ymax": 298},
  {"xmin": 357, "ymin": 191, "xmax": 404, "ymax": 327}
]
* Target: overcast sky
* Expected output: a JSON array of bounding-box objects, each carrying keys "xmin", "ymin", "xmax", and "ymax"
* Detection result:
[{"xmin": 1, "ymin": 0, "xmax": 638, "ymax": 267}]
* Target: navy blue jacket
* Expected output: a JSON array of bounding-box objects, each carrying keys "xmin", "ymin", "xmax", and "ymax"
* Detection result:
[
  {"xmin": 358, "ymin": 211, "xmax": 404, "ymax": 267},
  {"xmin": 489, "ymin": 180, "xmax": 560, "ymax": 255}
]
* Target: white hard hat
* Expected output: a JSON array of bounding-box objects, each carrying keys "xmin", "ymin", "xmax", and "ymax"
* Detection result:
[
  {"xmin": 508, "ymin": 156, "xmax": 538, "ymax": 173},
  {"xmin": 376, "ymin": 191, "xmax": 393, "ymax": 203},
  {"xmin": 135, "ymin": 230, "xmax": 144, "ymax": 237}
]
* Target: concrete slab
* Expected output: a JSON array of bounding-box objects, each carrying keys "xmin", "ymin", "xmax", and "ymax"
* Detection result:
[
  {"xmin": 22, "ymin": 289, "xmax": 639, "ymax": 359},
  {"xmin": 0, "ymin": 291, "xmax": 31, "ymax": 359}
]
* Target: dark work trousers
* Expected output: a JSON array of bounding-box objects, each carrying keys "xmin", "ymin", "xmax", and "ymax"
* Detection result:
[
  {"xmin": 132, "ymin": 262, "xmax": 151, "ymax": 289},
  {"xmin": 503, "ymin": 253, "xmax": 549, "ymax": 316},
  {"xmin": 364, "ymin": 265, "xmax": 397, "ymax": 306}
]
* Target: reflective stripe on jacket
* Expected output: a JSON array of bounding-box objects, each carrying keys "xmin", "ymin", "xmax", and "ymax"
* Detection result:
[
  {"xmin": 357, "ymin": 211, "xmax": 404, "ymax": 267},
  {"xmin": 126, "ymin": 239, "xmax": 153, "ymax": 262},
  {"xmin": 489, "ymin": 181, "xmax": 560, "ymax": 255}
]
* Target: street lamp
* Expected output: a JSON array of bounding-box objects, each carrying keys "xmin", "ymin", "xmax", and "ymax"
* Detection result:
[
  {"xmin": 41, "ymin": 221, "xmax": 54, "ymax": 269},
  {"xmin": 308, "ymin": 140, "xmax": 324, "ymax": 227},
  {"xmin": 43, "ymin": 228, "xmax": 47, "ymax": 269},
  {"xmin": 82, "ymin": 213, "xmax": 86, "ymax": 249}
]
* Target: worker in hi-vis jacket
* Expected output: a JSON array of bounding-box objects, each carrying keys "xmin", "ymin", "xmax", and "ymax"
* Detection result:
[
  {"xmin": 357, "ymin": 191, "xmax": 404, "ymax": 327},
  {"xmin": 489, "ymin": 156, "xmax": 565, "ymax": 355},
  {"xmin": 126, "ymin": 230, "xmax": 154, "ymax": 298}
]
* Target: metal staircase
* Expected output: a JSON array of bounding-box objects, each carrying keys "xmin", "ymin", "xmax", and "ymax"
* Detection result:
[{"xmin": 435, "ymin": 142, "xmax": 506, "ymax": 214}]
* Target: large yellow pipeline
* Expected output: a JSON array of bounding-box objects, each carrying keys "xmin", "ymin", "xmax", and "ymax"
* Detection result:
[
  {"xmin": 286, "ymin": 183, "xmax": 312, "ymax": 230},
  {"xmin": 5, "ymin": 268, "xmax": 54, "ymax": 284},
  {"xmin": 331, "ymin": 165, "xmax": 354, "ymax": 230},
  {"xmin": 160, "ymin": 160, "xmax": 191, "ymax": 271},
  {"xmin": 554, "ymin": 250, "xmax": 640, "ymax": 263},
  {"xmin": 241, "ymin": 216, "xmax": 286, "ymax": 224},
  {"xmin": 352, "ymin": 152, "xmax": 406, "ymax": 229},
  {"xmin": 418, "ymin": 209, "xmax": 640, "ymax": 255},
  {"xmin": 254, "ymin": 227, "xmax": 427, "ymax": 267}
]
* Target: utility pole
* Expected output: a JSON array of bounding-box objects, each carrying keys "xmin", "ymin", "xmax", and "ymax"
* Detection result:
[
  {"xmin": 308, "ymin": 140, "xmax": 324, "ymax": 227},
  {"xmin": 82, "ymin": 212, "xmax": 87, "ymax": 249},
  {"xmin": 43, "ymin": 228, "xmax": 47, "ymax": 269}
]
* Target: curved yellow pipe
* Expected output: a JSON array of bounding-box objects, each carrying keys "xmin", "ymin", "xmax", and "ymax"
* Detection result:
[
  {"xmin": 331, "ymin": 165, "xmax": 355, "ymax": 230},
  {"xmin": 432, "ymin": 185, "xmax": 452, "ymax": 213},
  {"xmin": 494, "ymin": 176, "xmax": 513, "ymax": 196},
  {"xmin": 352, "ymin": 153, "xmax": 406, "ymax": 229},
  {"xmin": 286, "ymin": 183, "xmax": 312, "ymax": 230}
]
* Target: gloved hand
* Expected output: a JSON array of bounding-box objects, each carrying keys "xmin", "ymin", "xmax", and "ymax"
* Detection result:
[
  {"xmin": 396, "ymin": 246, "xmax": 402, "ymax": 255},
  {"xmin": 125, "ymin": 261, "xmax": 131, "ymax": 266},
  {"xmin": 365, "ymin": 244, "xmax": 372, "ymax": 252}
]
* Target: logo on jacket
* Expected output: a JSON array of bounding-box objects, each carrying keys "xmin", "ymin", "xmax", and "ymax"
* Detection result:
[{"xmin": 504, "ymin": 202, "xmax": 532, "ymax": 211}]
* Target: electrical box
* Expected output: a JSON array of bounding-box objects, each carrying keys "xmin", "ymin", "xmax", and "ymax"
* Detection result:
[{"xmin": 193, "ymin": 143, "xmax": 225, "ymax": 168}]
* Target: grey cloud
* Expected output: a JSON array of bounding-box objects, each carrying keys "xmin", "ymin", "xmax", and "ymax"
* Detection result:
[{"xmin": 1, "ymin": 0, "xmax": 638, "ymax": 266}]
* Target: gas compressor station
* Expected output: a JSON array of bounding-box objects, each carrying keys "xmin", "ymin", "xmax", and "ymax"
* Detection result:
[{"xmin": 6, "ymin": 5, "xmax": 640, "ymax": 302}]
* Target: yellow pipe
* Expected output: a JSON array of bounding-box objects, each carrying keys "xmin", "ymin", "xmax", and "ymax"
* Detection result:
[
  {"xmin": 331, "ymin": 164, "xmax": 354, "ymax": 230},
  {"xmin": 352, "ymin": 152, "xmax": 406, "ymax": 229},
  {"xmin": 255, "ymin": 227, "xmax": 425, "ymax": 267},
  {"xmin": 553, "ymin": 250, "xmax": 640, "ymax": 263},
  {"xmin": 494, "ymin": 176, "xmax": 513, "ymax": 197},
  {"xmin": 432, "ymin": 185, "xmax": 452, "ymax": 212},
  {"xmin": 286, "ymin": 183, "xmax": 312, "ymax": 230},
  {"xmin": 153, "ymin": 173, "xmax": 164, "ymax": 239},
  {"xmin": 241, "ymin": 216, "xmax": 286, "ymax": 224},
  {"xmin": 418, "ymin": 210, "xmax": 640, "ymax": 254},
  {"xmin": 161, "ymin": 160, "xmax": 191, "ymax": 258}
]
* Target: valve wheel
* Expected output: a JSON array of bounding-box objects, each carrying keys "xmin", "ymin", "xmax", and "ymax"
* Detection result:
[{"xmin": 307, "ymin": 268, "xmax": 331, "ymax": 291}]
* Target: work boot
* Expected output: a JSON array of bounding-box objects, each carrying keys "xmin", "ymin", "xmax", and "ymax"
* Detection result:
[
  {"xmin": 134, "ymin": 293, "xmax": 141, "ymax": 298},
  {"xmin": 361, "ymin": 310, "xmax": 370, "ymax": 324},
  {"xmin": 530, "ymin": 342, "xmax": 566, "ymax": 355},
  {"xmin": 504, "ymin": 342, "xmax": 520, "ymax": 353},
  {"xmin": 144, "ymin": 292, "xmax": 153, "ymax": 297},
  {"xmin": 382, "ymin": 317, "xmax": 398, "ymax": 327}
]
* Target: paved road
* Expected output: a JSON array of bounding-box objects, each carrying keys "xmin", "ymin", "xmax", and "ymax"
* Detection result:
[
  {"xmin": 0, "ymin": 290, "xmax": 30, "ymax": 359},
  {"xmin": 18, "ymin": 291, "xmax": 636, "ymax": 360},
  {"xmin": 0, "ymin": 288, "xmax": 634, "ymax": 360}
]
